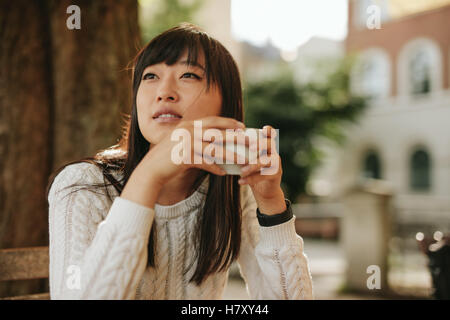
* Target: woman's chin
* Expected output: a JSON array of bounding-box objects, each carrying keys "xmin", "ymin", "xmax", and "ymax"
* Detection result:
[{"xmin": 145, "ymin": 131, "xmax": 169, "ymax": 147}]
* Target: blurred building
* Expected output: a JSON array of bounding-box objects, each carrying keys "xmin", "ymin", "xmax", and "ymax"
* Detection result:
[
  {"xmin": 139, "ymin": 0, "xmax": 243, "ymax": 69},
  {"xmin": 197, "ymin": 1, "xmax": 346, "ymax": 86},
  {"xmin": 194, "ymin": 0, "xmax": 243, "ymax": 69},
  {"xmin": 289, "ymin": 37, "xmax": 344, "ymax": 85},
  {"xmin": 311, "ymin": 0, "xmax": 450, "ymax": 229},
  {"xmin": 239, "ymin": 39, "xmax": 283, "ymax": 83},
  {"xmin": 238, "ymin": 37, "xmax": 345, "ymax": 92}
]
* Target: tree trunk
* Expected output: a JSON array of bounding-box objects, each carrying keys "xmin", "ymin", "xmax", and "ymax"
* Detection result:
[
  {"xmin": 0, "ymin": 0, "xmax": 53, "ymax": 298},
  {"xmin": 0, "ymin": 0, "xmax": 141, "ymax": 298},
  {"xmin": 49, "ymin": 0, "xmax": 140, "ymax": 169}
]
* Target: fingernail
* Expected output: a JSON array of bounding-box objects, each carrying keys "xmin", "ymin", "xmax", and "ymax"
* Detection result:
[{"xmin": 238, "ymin": 178, "xmax": 246, "ymax": 184}]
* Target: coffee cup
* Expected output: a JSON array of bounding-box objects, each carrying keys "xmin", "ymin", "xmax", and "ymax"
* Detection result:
[{"xmin": 217, "ymin": 128, "xmax": 262, "ymax": 175}]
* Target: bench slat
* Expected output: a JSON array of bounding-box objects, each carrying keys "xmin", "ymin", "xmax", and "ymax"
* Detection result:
[
  {"xmin": 1, "ymin": 292, "xmax": 50, "ymax": 300},
  {"xmin": 0, "ymin": 246, "xmax": 49, "ymax": 281}
]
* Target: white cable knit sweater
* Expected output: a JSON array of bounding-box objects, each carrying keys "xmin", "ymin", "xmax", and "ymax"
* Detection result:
[{"xmin": 48, "ymin": 162, "xmax": 314, "ymax": 300}]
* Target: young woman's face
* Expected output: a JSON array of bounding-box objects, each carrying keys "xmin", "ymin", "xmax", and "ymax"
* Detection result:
[{"xmin": 136, "ymin": 49, "xmax": 222, "ymax": 145}]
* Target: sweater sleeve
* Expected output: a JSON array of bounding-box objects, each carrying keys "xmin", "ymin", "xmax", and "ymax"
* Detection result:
[
  {"xmin": 236, "ymin": 185, "xmax": 314, "ymax": 300},
  {"xmin": 48, "ymin": 163, "xmax": 155, "ymax": 300}
]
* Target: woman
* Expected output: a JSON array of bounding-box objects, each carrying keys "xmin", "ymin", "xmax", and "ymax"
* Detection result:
[{"xmin": 47, "ymin": 23, "xmax": 313, "ymax": 300}]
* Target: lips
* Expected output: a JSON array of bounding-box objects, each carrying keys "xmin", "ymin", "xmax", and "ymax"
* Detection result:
[
  {"xmin": 152, "ymin": 107, "xmax": 182, "ymax": 119},
  {"xmin": 152, "ymin": 107, "xmax": 182, "ymax": 124}
]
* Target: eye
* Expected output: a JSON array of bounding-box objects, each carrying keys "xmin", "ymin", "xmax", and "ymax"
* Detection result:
[
  {"xmin": 142, "ymin": 73, "xmax": 157, "ymax": 80},
  {"xmin": 182, "ymin": 72, "xmax": 201, "ymax": 80}
]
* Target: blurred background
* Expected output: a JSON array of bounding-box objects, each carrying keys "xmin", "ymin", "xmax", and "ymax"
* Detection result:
[{"xmin": 1, "ymin": 0, "xmax": 450, "ymax": 299}]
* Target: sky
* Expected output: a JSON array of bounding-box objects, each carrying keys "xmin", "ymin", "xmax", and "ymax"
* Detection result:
[{"xmin": 231, "ymin": 0, "xmax": 348, "ymax": 52}]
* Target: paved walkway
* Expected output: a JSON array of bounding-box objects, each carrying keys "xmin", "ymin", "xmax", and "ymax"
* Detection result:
[
  {"xmin": 222, "ymin": 239, "xmax": 351, "ymax": 300},
  {"xmin": 222, "ymin": 239, "xmax": 432, "ymax": 300}
]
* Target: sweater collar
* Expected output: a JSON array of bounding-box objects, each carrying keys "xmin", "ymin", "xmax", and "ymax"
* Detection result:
[{"xmin": 153, "ymin": 174, "xmax": 210, "ymax": 219}]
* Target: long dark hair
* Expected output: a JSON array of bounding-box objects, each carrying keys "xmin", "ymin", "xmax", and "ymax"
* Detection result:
[{"xmin": 46, "ymin": 23, "xmax": 244, "ymax": 285}]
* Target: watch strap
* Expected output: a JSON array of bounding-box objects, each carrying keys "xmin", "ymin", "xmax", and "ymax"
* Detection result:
[{"xmin": 256, "ymin": 199, "xmax": 293, "ymax": 227}]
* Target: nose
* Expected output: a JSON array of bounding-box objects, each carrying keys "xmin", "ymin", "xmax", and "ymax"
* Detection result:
[{"xmin": 157, "ymin": 78, "xmax": 179, "ymax": 102}]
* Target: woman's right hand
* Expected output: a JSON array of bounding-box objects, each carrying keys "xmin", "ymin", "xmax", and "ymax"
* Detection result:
[
  {"xmin": 120, "ymin": 116, "xmax": 248, "ymax": 209},
  {"xmin": 142, "ymin": 116, "xmax": 247, "ymax": 187}
]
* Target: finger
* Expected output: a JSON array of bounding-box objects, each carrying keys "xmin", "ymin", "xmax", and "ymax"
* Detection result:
[
  {"xmin": 191, "ymin": 161, "xmax": 227, "ymax": 176},
  {"xmin": 202, "ymin": 128, "xmax": 249, "ymax": 147},
  {"xmin": 239, "ymin": 163, "xmax": 260, "ymax": 178},
  {"xmin": 198, "ymin": 116, "xmax": 245, "ymax": 130},
  {"xmin": 238, "ymin": 160, "xmax": 281, "ymax": 184},
  {"xmin": 238, "ymin": 170, "xmax": 272, "ymax": 185},
  {"xmin": 196, "ymin": 149, "xmax": 245, "ymax": 166},
  {"xmin": 194, "ymin": 141, "xmax": 248, "ymax": 165},
  {"xmin": 250, "ymin": 135, "xmax": 277, "ymax": 156},
  {"xmin": 196, "ymin": 132, "xmax": 252, "ymax": 163},
  {"xmin": 239, "ymin": 154, "xmax": 273, "ymax": 178},
  {"xmin": 262, "ymin": 125, "xmax": 277, "ymax": 139}
]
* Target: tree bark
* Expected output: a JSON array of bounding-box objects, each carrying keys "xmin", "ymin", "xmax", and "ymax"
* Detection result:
[
  {"xmin": 0, "ymin": 0, "xmax": 53, "ymax": 298},
  {"xmin": 49, "ymin": 0, "xmax": 140, "ymax": 169},
  {"xmin": 0, "ymin": 0, "xmax": 141, "ymax": 298}
]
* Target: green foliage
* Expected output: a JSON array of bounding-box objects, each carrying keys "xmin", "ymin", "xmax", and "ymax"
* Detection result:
[
  {"xmin": 139, "ymin": 0, "xmax": 204, "ymax": 43},
  {"xmin": 243, "ymin": 58, "xmax": 367, "ymax": 201}
]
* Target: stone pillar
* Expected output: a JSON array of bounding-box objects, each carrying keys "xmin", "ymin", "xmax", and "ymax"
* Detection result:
[{"xmin": 341, "ymin": 179, "xmax": 394, "ymax": 294}]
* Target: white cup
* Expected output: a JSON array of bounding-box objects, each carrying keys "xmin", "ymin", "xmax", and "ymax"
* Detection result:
[{"xmin": 217, "ymin": 128, "xmax": 261, "ymax": 175}]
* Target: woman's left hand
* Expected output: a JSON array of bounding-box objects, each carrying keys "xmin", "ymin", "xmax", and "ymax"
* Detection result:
[{"xmin": 238, "ymin": 125, "xmax": 287, "ymax": 215}]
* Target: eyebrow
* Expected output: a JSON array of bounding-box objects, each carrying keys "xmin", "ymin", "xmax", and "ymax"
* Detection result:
[{"xmin": 178, "ymin": 60, "xmax": 205, "ymax": 71}]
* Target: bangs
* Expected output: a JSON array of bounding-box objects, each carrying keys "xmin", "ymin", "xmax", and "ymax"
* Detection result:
[
  {"xmin": 134, "ymin": 27, "xmax": 220, "ymax": 91},
  {"xmin": 130, "ymin": 22, "xmax": 242, "ymax": 124}
]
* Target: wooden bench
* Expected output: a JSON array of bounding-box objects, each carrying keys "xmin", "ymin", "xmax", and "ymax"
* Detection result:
[
  {"xmin": 292, "ymin": 203, "xmax": 342, "ymax": 239},
  {"xmin": 0, "ymin": 246, "xmax": 50, "ymax": 300}
]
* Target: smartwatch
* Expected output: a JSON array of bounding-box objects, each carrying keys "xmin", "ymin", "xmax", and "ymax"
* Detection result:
[{"xmin": 256, "ymin": 199, "xmax": 293, "ymax": 227}]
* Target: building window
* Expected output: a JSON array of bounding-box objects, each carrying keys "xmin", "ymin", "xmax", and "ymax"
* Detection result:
[
  {"xmin": 397, "ymin": 38, "xmax": 442, "ymax": 97},
  {"xmin": 409, "ymin": 49, "xmax": 431, "ymax": 95},
  {"xmin": 410, "ymin": 149, "xmax": 431, "ymax": 191},
  {"xmin": 360, "ymin": 60, "xmax": 378, "ymax": 98},
  {"xmin": 352, "ymin": 49, "xmax": 391, "ymax": 100},
  {"xmin": 360, "ymin": 59, "xmax": 387, "ymax": 99},
  {"xmin": 362, "ymin": 150, "xmax": 382, "ymax": 179}
]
